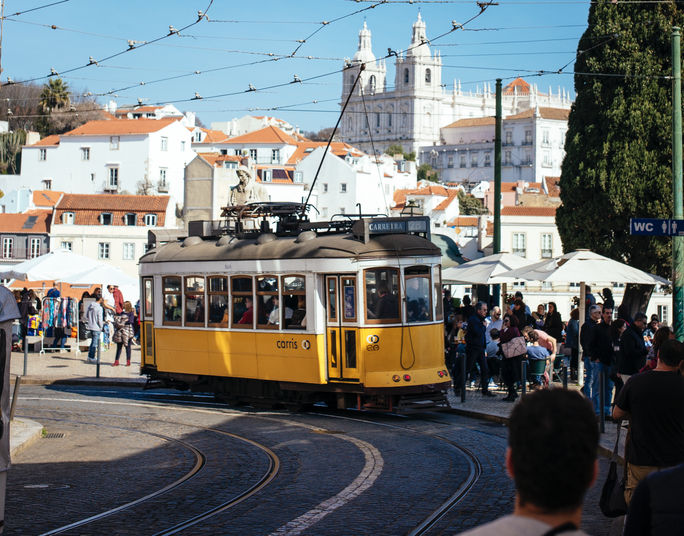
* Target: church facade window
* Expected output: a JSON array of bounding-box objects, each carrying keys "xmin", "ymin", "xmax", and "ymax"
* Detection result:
[
  {"xmin": 404, "ymin": 68, "xmax": 409, "ymax": 84},
  {"xmin": 369, "ymin": 75, "xmax": 376, "ymax": 94},
  {"xmin": 425, "ymin": 69, "xmax": 431, "ymax": 84}
]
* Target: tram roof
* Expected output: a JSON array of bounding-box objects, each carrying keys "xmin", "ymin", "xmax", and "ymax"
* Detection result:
[{"xmin": 140, "ymin": 231, "xmax": 440, "ymax": 264}]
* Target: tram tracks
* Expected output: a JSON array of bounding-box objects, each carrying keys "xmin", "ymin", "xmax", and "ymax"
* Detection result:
[{"xmin": 19, "ymin": 392, "xmax": 501, "ymax": 535}]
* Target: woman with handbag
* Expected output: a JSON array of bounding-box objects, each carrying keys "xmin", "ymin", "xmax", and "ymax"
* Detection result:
[
  {"xmin": 112, "ymin": 301, "xmax": 135, "ymax": 366},
  {"xmin": 500, "ymin": 314, "xmax": 527, "ymax": 402}
]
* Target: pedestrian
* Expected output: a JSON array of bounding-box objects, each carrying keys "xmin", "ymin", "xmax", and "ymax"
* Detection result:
[
  {"xmin": 593, "ymin": 305, "xmax": 615, "ymax": 417},
  {"xmin": 580, "ymin": 304, "xmax": 601, "ymax": 407},
  {"xmin": 525, "ymin": 330, "xmax": 550, "ymax": 389},
  {"xmin": 610, "ymin": 318, "xmax": 627, "ymax": 401},
  {"xmin": 623, "ymin": 462, "xmax": 684, "ymax": 535},
  {"xmin": 640, "ymin": 326, "xmax": 674, "ymax": 373},
  {"xmin": 461, "ymin": 389, "xmax": 598, "ymax": 535},
  {"xmin": 85, "ymin": 297, "xmax": 104, "ymax": 363},
  {"xmin": 531, "ymin": 303, "xmax": 546, "ymax": 330},
  {"xmin": 460, "ymin": 295, "xmax": 475, "ymax": 321},
  {"xmin": 485, "ymin": 306, "xmax": 503, "ymax": 343},
  {"xmin": 512, "ymin": 298, "xmax": 532, "ymax": 329},
  {"xmin": 459, "ymin": 302, "xmax": 495, "ymax": 397},
  {"xmin": 584, "ymin": 285, "xmax": 596, "ymax": 320},
  {"xmin": 443, "ymin": 289, "xmax": 455, "ymax": 326},
  {"xmin": 565, "ymin": 308, "xmax": 580, "ymax": 381},
  {"xmin": 500, "ymin": 314, "xmax": 525, "ymax": 402},
  {"xmin": 17, "ymin": 289, "xmax": 37, "ymax": 351},
  {"xmin": 543, "ymin": 301, "xmax": 563, "ymax": 345},
  {"xmin": 643, "ymin": 315, "xmax": 660, "ymax": 347},
  {"xmin": 46, "ymin": 283, "xmax": 60, "ymax": 298},
  {"xmin": 112, "ymin": 285, "xmax": 124, "ymax": 315},
  {"xmin": 486, "ymin": 328, "xmax": 501, "ymax": 388},
  {"xmin": 613, "ymin": 338, "xmax": 684, "ymax": 505},
  {"xmin": 600, "ymin": 287, "xmax": 615, "ymax": 310},
  {"xmin": 112, "ymin": 301, "xmax": 135, "ymax": 366},
  {"xmin": 617, "ymin": 312, "xmax": 648, "ymax": 385}
]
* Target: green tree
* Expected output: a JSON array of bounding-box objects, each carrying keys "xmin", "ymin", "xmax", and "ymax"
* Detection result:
[
  {"xmin": 39, "ymin": 78, "xmax": 70, "ymax": 113},
  {"xmin": 457, "ymin": 190, "xmax": 487, "ymax": 215},
  {"xmin": 417, "ymin": 163, "xmax": 438, "ymax": 182},
  {"xmin": 557, "ymin": 3, "xmax": 683, "ymax": 277}
]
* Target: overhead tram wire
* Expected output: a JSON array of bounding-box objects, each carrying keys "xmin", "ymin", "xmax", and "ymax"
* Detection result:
[
  {"xmin": 358, "ymin": 86, "xmax": 391, "ymax": 215},
  {"xmin": 1, "ymin": 0, "xmax": 215, "ymax": 87},
  {"xmin": 2, "ymin": 0, "xmax": 71, "ymax": 18},
  {"xmin": 301, "ymin": 65, "xmax": 364, "ymax": 214}
]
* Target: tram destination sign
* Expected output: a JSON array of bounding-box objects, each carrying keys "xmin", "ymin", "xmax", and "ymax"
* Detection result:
[
  {"xmin": 352, "ymin": 216, "xmax": 431, "ymax": 243},
  {"xmin": 630, "ymin": 218, "xmax": 684, "ymax": 236}
]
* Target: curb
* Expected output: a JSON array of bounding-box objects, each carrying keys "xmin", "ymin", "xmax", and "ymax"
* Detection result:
[
  {"xmin": 17, "ymin": 377, "xmax": 147, "ymax": 388},
  {"xmin": 10, "ymin": 418, "xmax": 43, "ymax": 458}
]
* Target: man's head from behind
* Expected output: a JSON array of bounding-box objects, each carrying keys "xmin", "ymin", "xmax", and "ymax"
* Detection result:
[
  {"xmin": 658, "ymin": 338, "xmax": 684, "ymax": 367},
  {"xmin": 508, "ymin": 389, "xmax": 598, "ymax": 513}
]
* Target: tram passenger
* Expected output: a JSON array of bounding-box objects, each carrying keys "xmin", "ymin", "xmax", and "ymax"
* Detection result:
[
  {"xmin": 237, "ymin": 297, "xmax": 254, "ymax": 325},
  {"xmin": 374, "ymin": 284, "xmax": 398, "ymax": 320},
  {"xmin": 268, "ymin": 296, "xmax": 293, "ymax": 326}
]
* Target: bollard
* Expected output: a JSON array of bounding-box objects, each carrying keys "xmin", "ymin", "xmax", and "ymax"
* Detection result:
[
  {"xmin": 96, "ymin": 332, "xmax": 101, "ymax": 379},
  {"xmin": 9, "ymin": 376, "xmax": 21, "ymax": 422},
  {"xmin": 562, "ymin": 364, "xmax": 568, "ymax": 389},
  {"xmin": 599, "ymin": 367, "xmax": 605, "ymax": 434},
  {"xmin": 460, "ymin": 352, "xmax": 466, "ymax": 403},
  {"xmin": 521, "ymin": 360, "xmax": 527, "ymax": 396},
  {"xmin": 23, "ymin": 333, "xmax": 28, "ymax": 377}
]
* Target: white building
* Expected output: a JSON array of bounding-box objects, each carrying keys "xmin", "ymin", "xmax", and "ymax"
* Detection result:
[
  {"xmin": 211, "ymin": 115, "xmax": 300, "ymax": 139},
  {"xmin": 113, "ymin": 103, "xmax": 188, "ymax": 122},
  {"xmin": 19, "ymin": 118, "xmax": 195, "ymax": 205},
  {"xmin": 339, "ymin": 15, "xmax": 571, "ymax": 156},
  {"xmin": 50, "ymin": 193, "xmax": 175, "ymax": 279},
  {"xmin": 391, "ymin": 183, "xmax": 461, "ymax": 229},
  {"xmin": 421, "ymin": 107, "xmax": 569, "ymax": 184}
]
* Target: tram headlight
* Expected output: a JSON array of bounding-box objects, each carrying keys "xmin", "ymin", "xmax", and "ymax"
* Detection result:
[
  {"xmin": 392, "ymin": 375, "xmax": 401, "ymax": 382},
  {"xmin": 403, "ymin": 374, "xmax": 411, "ymax": 382},
  {"xmin": 437, "ymin": 370, "xmax": 444, "ymax": 377}
]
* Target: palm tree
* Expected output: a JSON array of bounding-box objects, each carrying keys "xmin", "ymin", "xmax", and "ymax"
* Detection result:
[{"xmin": 39, "ymin": 78, "xmax": 70, "ymax": 113}]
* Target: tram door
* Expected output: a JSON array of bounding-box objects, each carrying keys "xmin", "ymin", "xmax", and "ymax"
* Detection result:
[{"xmin": 325, "ymin": 275, "xmax": 360, "ymax": 381}]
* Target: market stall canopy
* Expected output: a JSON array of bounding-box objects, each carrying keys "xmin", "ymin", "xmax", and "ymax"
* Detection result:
[
  {"xmin": 0, "ymin": 250, "xmax": 101, "ymax": 282},
  {"xmin": 490, "ymin": 250, "xmax": 670, "ymax": 285},
  {"xmin": 442, "ymin": 252, "xmax": 535, "ymax": 284},
  {"xmin": 58, "ymin": 264, "xmax": 139, "ymax": 303}
]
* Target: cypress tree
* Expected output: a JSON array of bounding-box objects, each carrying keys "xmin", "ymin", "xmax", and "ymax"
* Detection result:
[{"xmin": 557, "ymin": 2, "xmax": 683, "ymax": 276}]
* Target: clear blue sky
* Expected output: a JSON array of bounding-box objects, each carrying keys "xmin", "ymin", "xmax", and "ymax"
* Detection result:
[{"xmin": 3, "ymin": 0, "xmax": 591, "ymax": 132}]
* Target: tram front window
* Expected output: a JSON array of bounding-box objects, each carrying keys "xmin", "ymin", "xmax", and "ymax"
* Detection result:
[
  {"xmin": 365, "ymin": 268, "xmax": 399, "ymax": 323},
  {"xmin": 405, "ymin": 266, "xmax": 432, "ymax": 323},
  {"xmin": 162, "ymin": 276, "xmax": 181, "ymax": 325}
]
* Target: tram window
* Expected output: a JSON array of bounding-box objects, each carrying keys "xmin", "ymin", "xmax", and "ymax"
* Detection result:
[
  {"xmin": 341, "ymin": 276, "xmax": 356, "ymax": 322},
  {"xmin": 327, "ymin": 278, "xmax": 337, "ymax": 322},
  {"xmin": 232, "ymin": 276, "xmax": 253, "ymax": 328},
  {"xmin": 434, "ymin": 266, "xmax": 443, "ymax": 321},
  {"xmin": 208, "ymin": 276, "xmax": 229, "ymax": 327},
  {"xmin": 143, "ymin": 278, "xmax": 153, "ymax": 320},
  {"xmin": 405, "ymin": 266, "xmax": 432, "ymax": 323},
  {"xmin": 184, "ymin": 276, "xmax": 205, "ymax": 327},
  {"xmin": 162, "ymin": 276, "xmax": 182, "ymax": 325},
  {"xmin": 257, "ymin": 276, "xmax": 279, "ymax": 329},
  {"xmin": 365, "ymin": 268, "xmax": 400, "ymax": 323},
  {"xmin": 282, "ymin": 275, "xmax": 306, "ymax": 329}
]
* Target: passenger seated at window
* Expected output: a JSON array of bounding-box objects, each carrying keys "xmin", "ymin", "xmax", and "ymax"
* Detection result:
[
  {"xmin": 237, "ymin": 297, "xmax": 253, "ymax": 324},
  {"xmin": 268, "ymin": 296, "xmax": 292, "ymax": 326},
  {"xmin": 406, "ymin": 278, "xmax": 430, "ymax": 323},
  {"xmin": 371, "ymin": 283, "xmax": 398, "ymax": 319},
  {"xmin": 285, "ymin": 295, "xmax": 306, "ymax": 329}
]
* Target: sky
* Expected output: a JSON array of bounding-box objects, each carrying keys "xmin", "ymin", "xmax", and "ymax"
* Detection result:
[{"xmin": 2, "ymin": 0, "xmax": 593, "ymax": 132}]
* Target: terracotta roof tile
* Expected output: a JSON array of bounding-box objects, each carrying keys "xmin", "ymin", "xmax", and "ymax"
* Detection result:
[
  {"xmin": 287, "ymin": 141, "xmax": 364, "ymax": 165},
  {"xmin": 501, "ymin": 206, "xmax": 557, "ymax": 217},
  {"xmin": 506, "ymin": 107, "xmax": 569, "ymax": 121},
  {"xmin": 32, "ymin": 135, "xmax": 60, "ymax": 146},
  {"xmin": 447, "ymin": 216, "xmax": 478, "ymax": 227},
  {"xmin": 63, "ymin": 118, "xmax": 179, "ymax": 136},
  {"xmin": 197, "ymin": 153, "xmax": 244, "ymax": 167},
  {"xmin": 434, "ymin": 190, "xmax": 459, "ymax": 211},
  {"xmin": 224, "ymin": 125, "xmax": 299, "ymax": 146},
  {"xmin": 544, "ymin": 176, "xmax": 561, "ymax": 197},
  {"xmin": 503, "ymin": 77, "xmax": 531, "ymax": 95},
  {"xmin": 0, "ymin": 210, "xmax": 51, "ymax": 233},
  {"xmin": 443, "ymin": 117, "xmax": 495, "ymax": 129},
  {"xmin": 55, "ymin": 194, "xmax": 169, "ymax": 226},
  {"xmin": 32, "ymin": 190, "xmax": 63, "ymax": 207},
  {"xmin": 192, "ymin": 128, "xmax": 229, "ymax": 143}
]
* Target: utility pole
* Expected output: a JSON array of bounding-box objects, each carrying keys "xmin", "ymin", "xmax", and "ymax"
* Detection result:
[
  {"xmin": 0, "ymin": 0, "xmax": 5, "ymax": 77},
  {"xmin": 672, "ymin": 28, "xmax": 684, "ymax": 340},
  {"xmin": 493, "ymin": 79, "xmax": 502, "ymax": 305}
]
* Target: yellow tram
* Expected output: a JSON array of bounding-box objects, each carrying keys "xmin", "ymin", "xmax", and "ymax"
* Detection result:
[{"xmin": 138, "ymin": 203, "xmax": 450, "ymax": 411}]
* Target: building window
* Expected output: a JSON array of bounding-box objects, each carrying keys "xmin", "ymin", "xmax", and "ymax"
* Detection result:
[
  {"xmin": 340, "ymin": 183, "xmax": 347, "ymax": 193},
  {"xmin": 504, "ymin": 150, "xmax": 512, "ymax": 165},
  {"xmin": 262, "ymin": 170, "xmax": 272, "ymax": 182},
  {"xmin": 484, "ymin": 153, "xmax": 491, "ymax": 167},
  {"xmin": 194, "ymin": 131, "xmax": 202, "ymax": 142},
  {"xmin": 376, "ymin": 113, "xmax": 380, "ymax": 128},
  {"xmin": 124, "ymin": 213, "xmax": 136, "ymax": 226},
  {"xmin": 404, "ymin": 68, "xmax": 409, "ymax": 84},
  {"xmin": 505, "ymin": 131, "xmax": 512, "ymax": 145},
  {"xmin": 41, "ymin": 179, "xmax": 52, "ymax": 190},
  {"xmin": 542, "ymin": 129, "xmax": 550, "ymax": 147},
  {"xmin": 39, "ymin": 149, "xmax": 47, "ymax": 161},
  {"xmin": 107, "ymin": 167, "xmax": 119, "ymax": 190},
  {"xmin": 524, "ymin": 130, "xmax": 532, "ymax": 145},
  {"xmin": 471, "ymin": 152, "xmax": 478, "ymax": 168},
  {"xmin": 2, "ymin": 238, "xmax": 12, "ymax": 259},
  {"xmin": 293, "ymin": 171, "xmax": 303, "ymax": 183},
  {"xmin": 110, "ymin": 136, "xmax": 120, "ymax": 150},
  {"xmin": 60, "ymin": 241, "xmax": 72, "ymax": 251},
  {"xmin": 459, "ymin": 155, "xmax": 466, "ymax": 168},
  {"xmin": 99, "ymin": 213, "xmax": 113, "ymax": 225},
  {"xmin": 62, "ymin": 212, "xmax": 74, "ymax": 224},
  {"xmin": 447, "ymin": 155, "xmax": 454, "ymax": 168},
  {"xmin": 30, "ymin": 238, "xmax": 41, "ymax": 258},
  {"xmin": 541, "ymin": 233, "xmax": 553, "ymax": 258},
  {"xmin": 98, "ymin": 242, "xmax": 110, "ymax": 259},
  {"xmin": 512, "ymin": 233, "xmax": 526, "ymax": 257},
  {"xmin": 160, "ymin": 136, "xmax": 168, "ymax": 151},
  {"xmin": 271, "ymin": 149, "xmax": 280, "ymax": 163},
  {"xmin": 159, "ymin": 168, "xmax": 168, "ymax": 192},
  {"xmin": 388, "ymin": 112, "xmax": 392, "ymax": 127},
  {"xmin": 144, "ymin": 214, "xmax": 157, "ymax": 226},
  {"xmin": 658, "ymin": 304, "xmax": 669, "ymax": 323},
  {"xmin": 223, "ymin": 161, "xmax": 237, "ymax": 169},
  {"xmin": 369, "ymin": 75, "xmax": 376, "ymax": 94},
  {"xmin": 425, "ymin": 68, "xmax": 431, "ymax": 84},
  {"xmin": 340, "ymin": 207, "xmax": 346, "ymax": 214},
  {"xmin": 249, "ymin": 149, "xmax": 257, "ymax": 160},
  {"xmin": 181, "ymin": 141, "xmax": 186, "ymax": 152},
  {"xmin": 542, "ymin": 151, "xmax": 552, "ymax": 167},
  {"xmin": 524, "ymin": 151, "xmax": 532, "ymax": 165},
  {"xmin": 323, "ymin": 183, "xmax": 328, "ymax": 193},
  {"xmin": 81, "ymin": 147, "xmax": 90, "ymax": 161},
  {"xmin": 90, "ymin": 173, "xmax": 96, "ymax": 182}
]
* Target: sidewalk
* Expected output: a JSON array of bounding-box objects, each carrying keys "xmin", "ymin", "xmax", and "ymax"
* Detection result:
[{"xmin": 446, "ymin": 383, "xmax": 626, "ymax": 461}]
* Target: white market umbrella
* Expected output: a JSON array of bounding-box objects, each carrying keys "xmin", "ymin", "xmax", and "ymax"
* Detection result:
[
  {"xmin": 59, "ymin": 264, "xmax": 139, "ymax": 303},
  {"xmin": 0, "ymin": 250, "xmax": 101, "ymax": 282},
  {"xmin": 442, "ymin": 252, "xmax": 535, "ymax": 284}
]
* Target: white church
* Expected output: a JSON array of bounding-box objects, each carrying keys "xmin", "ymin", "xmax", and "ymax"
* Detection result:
[{"xmin": 339, "ymin": 15, "xmax": 573, "ymax": 158}]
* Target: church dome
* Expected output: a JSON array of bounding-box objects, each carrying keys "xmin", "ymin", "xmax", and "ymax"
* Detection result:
[{"xmin": 352, "ymin": 21, "xmax": 376, "ymax": 63}]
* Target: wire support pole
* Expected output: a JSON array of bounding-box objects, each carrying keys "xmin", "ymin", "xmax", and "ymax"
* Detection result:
[
  {"xmin": 672, "ymin": 27, "xmax": 684, "ymax": 341},
  {"xmin": 302, "ymin": 64, "xmax": 364, "ymax": 212}
]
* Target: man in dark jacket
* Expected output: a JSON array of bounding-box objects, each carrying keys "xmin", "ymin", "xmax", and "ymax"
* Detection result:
[
  {"xmin": 618, "ymin": 312, "xmax": 648, "ymax": 383},
  {"xmin": 593, "ymin": 306, "xmax": 615, "ymax": 417},
  {"xmin": 456, "ymin": 302, "xmax": 495, "ymax": 397},
  {"xmin": 18, "ymin": 290, "xmax": 37, "ymax": 351},
  {"xmin": 580, "ymin": 305, "xmax": 601, "ymax": 406}
]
